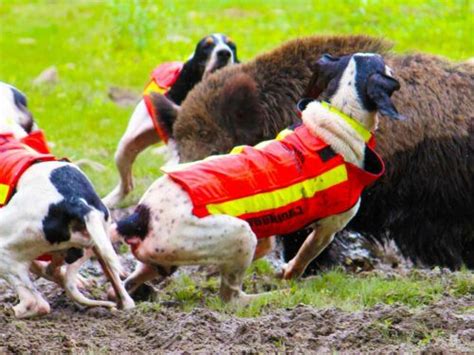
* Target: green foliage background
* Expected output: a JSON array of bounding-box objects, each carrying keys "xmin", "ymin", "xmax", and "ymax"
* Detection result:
[{"xmin": 0, "ymin": 0, "xmax": 473, "ymax": 203}]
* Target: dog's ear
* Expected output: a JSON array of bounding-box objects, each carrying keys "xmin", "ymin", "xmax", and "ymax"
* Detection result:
[
  {"xmin": 217, "ymin": 73, "xmax": 263, "ymax": 145},
  {"xmin": 367, "ymin": 73, "xmax": 405, "ymax": 120},
  {"xmin": 12, "ymin": 87, "xmax": 34, "ymax": 133},
  {"xmin": 150, "ymin": 93, "xmax": 181, "ymax": 136},
  {"xmin": 232, "ymin": 46, "xmax": 240, "ymax": 64},
  {"xmin": 305, "ymin": 53, "xmax": 341, "ymax": 99}
]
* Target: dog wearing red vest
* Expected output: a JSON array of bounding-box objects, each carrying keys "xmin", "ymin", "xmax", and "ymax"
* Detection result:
[
  {"xmin": 112, "ymin": 53, "xmax": 404, "ymax": 304},
  {"xmin": 0, "ymin": 82, "xmax": 134, "ymax": 318},
  {"xmin": 104, "ymin": 34, "xmax": 239, "ymax": 207}
]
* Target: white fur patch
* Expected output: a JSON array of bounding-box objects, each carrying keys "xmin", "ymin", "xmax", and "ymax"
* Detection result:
[
  {"xmin": 0, "ymin": 82, "xmax": 29, "ymax": 139},
  {"xmin": 330, "ymin": 57, "xmax": 369, "ymax": 125},
  {"xmin": 301, "ymin": 101, "xmax": 366, "ymax": 166},
  {"xmin": 204, "ymin": 34, "xmax": 235, "ymax": 75}
]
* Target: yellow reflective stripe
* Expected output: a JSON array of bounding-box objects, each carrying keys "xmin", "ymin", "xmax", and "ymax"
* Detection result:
[
  {"xmin": 143, "ymin": 81, "xmax": 167, "ymax": 96},
  {"xmin": 206, "ymin": 164, "xmax": 348, "ymax": 216},
  {"xmin": 0, "ymin": 184, "xmax": 10, "ymax": 205},
  {"xmin": 320, "ymin": 102, "xmax": 371, "ymax": 143},
  {"xmin": 275, "ymin": 128, "xmax": 294, "ymax": 140},
  {"xmin": 230, "ymin": 145, "xmax": 245, "ymax": 154}
]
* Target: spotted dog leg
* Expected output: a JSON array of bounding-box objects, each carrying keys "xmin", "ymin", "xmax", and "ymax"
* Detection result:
[
  {"xmin": 280, "ymin": 200, "xmax": 361, "ymax": 279},
  {"xmin": 6, "ymin": 263, "xmax": 50, "ymax": 318}
]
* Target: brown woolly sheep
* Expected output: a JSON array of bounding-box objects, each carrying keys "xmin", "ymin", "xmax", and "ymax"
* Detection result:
[{"xmin": 152, "ymin": 35, "xmax": 474, "ymax": 270}]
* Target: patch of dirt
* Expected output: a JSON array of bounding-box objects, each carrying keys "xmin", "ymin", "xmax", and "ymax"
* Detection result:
[
  {"xmin": 0, "ymin": 263, "xmax": 472, "ymax": 353},
  {"xmin": 1, "ymin": 208, "xmax": 471, "ymax": 352},
  {"xmin": 0, "ymin": 286, "xmax": 472, "ymax": 353}
]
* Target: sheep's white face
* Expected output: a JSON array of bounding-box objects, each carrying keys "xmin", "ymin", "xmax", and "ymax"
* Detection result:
[{"xmin": 0, "ymin": 82, "xmax": 33, "ymax": 138}]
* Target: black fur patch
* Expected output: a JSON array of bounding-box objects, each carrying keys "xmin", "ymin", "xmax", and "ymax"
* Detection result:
[
  {"xmin": 353, "ymin": 55, "xmax": 386, "ymax": 112},
  {"xmin": 65, "ymin": 248, "xmax": 84, "ymax": 264},
  {"xmin": 153, "ymin": 264, "xmax": 177, "ymax": 277},
  {"xmin": 42, "ymin": 165, "xmax": 108, "ymax": 244},
  {"xmin": 11, "ymin": 87, "xmax": 27, "ymax": 108},
  {"xmin": 166, "ymin": 61, "xmax": 204, "ymax": 106},
  {"xmin": 116, "ymin": 204, "xmax": 151, "ymax": 240},
  {"xmin": 11, "ymin": 86, "xmax": 34, "ymax": 133},
  {"xmin": 318, "ymin": 146, "xmax": 337, "ymax": 162},
  {"xmin": 307, "ymin": 55, "xmax": 351, "ymax": 101}
]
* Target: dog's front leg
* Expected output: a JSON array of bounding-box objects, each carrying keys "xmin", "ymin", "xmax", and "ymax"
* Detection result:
[
  {"xmin": 125, "ymin": 261, "xmax": 175, "ymax": 294},
  {"xmin": 280, "ymin": 227, "xmax": 328, "ymax": 279},
  {"xmin": 7, "ymin": 263, "xmax": 50, "ymax": 318},
  {"xmin": 280, "ymin": 200, "xmax": 361, "ymax": 279},
  {"xmin": 92, "ymin": 245, "xmax": 135, "ymax": 310},
  {"xmin": 108, "ymin": 261, "xmax": 175, "ymax": 301}
]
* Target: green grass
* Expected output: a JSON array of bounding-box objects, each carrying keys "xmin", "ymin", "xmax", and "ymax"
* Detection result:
[
  {"xmin": 0, "ymin": 1, "xmax": 473, "ymax": 317},
  {"xmin": 149, "ymin": 260, "xmax": 474, "ymax": 317},
  {"xmin": 0, "ymin": 0, "xmax": 473, "ymax": 202}
]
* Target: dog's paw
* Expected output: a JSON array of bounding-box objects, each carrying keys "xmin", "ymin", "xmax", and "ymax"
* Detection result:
[
  {"xmin": 278, "ymin": 261, "xmax": 303, "ymax": 280},
  {"xmin": 13, "ymin": 299, "xmax": 51, "ymax": 319}
]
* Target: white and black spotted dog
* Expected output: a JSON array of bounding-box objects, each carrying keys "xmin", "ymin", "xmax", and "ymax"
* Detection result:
[
  {"xmin": 111, "ymin": 53, "xmax": 404, "ymax": 304},
  {"xmin": 104, "ymin": 33, "xmax": 239, "ymax": 207},
  {"xmin": 0, "ymin": 82, "xmax": 134, "ymax": 318}
]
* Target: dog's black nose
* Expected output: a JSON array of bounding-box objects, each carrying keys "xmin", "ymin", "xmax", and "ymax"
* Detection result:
[{"xmin": 217, "ymin": 50, "xmax": 231, "ymax": 60}]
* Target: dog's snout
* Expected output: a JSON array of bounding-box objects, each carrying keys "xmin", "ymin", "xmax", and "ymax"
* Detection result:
[
  {"xmin": 124, "ymin": 236, "xmax": 142, "ymax": 252},
  {"xmin": 217, "ymin": 50, "xmax": 231, "ymax": 60}
]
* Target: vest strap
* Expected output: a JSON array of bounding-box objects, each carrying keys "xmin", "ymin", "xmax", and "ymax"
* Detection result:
[{"xmin": 320, "ymin": 101, "xmax": 372, "ymax": 143}]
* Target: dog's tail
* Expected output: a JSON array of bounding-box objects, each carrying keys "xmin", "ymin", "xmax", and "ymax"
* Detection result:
[{"xmin": 84, "ymin": 209, "xmax": 123, "ymax": 277}]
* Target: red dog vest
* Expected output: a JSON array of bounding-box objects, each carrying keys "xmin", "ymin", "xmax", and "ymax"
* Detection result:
[
  {"xmin": 163, "ymin": 112, "xmax": 384, "ymax": 239},
  {"xmin": 0, "ymin": 130, "xmax": 57, "ymax": 207},
  {"xmin": 143, "ymin": 62, "xmax": 183, "ymax": 143},
  {"xmin": 1, "ymin": 131, "xmax": 60, "ymax": 262}
]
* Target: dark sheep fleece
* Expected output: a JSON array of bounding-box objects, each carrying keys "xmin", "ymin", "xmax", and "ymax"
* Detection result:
[{"xmin": 153, "ymin": 35, "xmax": 474, "ymax": 270}]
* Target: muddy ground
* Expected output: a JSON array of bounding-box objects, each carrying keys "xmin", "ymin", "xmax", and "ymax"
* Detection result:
[
  {"xmin": 1, "ymin": 263, "xmax": 473, "ymax": 353},
  {"xmin": 1, "ymin": 207, "xmax": 473, "ymax": 353}
]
